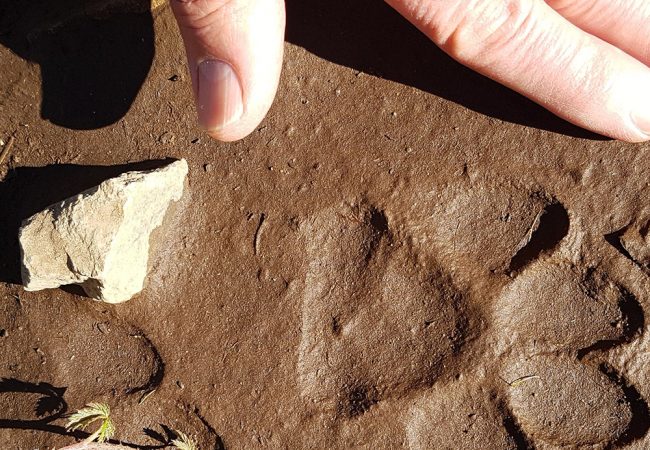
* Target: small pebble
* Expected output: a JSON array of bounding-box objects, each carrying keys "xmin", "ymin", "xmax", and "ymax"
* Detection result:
[
  {"xmin": 204, "ymin": 163, "xmax": 213, "ymax": 172},
  {"xmin": 158, "ymin": 131, "xmax": 175, "ymax": 145}
]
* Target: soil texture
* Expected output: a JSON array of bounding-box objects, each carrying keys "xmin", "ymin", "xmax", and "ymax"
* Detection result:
[{"xmin": 0, "ymin": 1, "xmax": 649, "ymax": 449}]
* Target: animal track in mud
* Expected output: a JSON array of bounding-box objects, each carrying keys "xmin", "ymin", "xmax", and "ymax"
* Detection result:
[
  {"xmin": 299, "ymin": 180, "xmax": 647, "ymax": 449},
  {"xmin": 0, "ymin": 291, "xmax": 165, "ymax": 401},
  {"xmin": 423, "ymin": 182, "xmax": 569, "ymax": 276},
  {"xmin": 298, "ymin": 202, "xmax": 467, "ymax": 416},
  {"xmin": 0, "ymin": 291, "xmax": 173, "ymax": 448},
  {"xmin": 423, "ymin": 183, "xmax": 644, "ymax": 449},
  {"xmin": 494, "ymin": 259, "xmax": 646, "ymax": 448},
  {"xmin": 606, "ymin": 213, "xmax": 650, "ymax": 275},
  {"xmin": 502, "ymin": 355, "xmax": 632, "ymax": 447},
  {"xmin": 405, "ymin": 383, "xmax": 519, "ymax": 450},
  {"xmin": 46, "ymin": 310, "xmax": 164, "ymax": 400},
  {"xmin": 494, "ymin": 262, "xmax": 631, "ymax": 353}
]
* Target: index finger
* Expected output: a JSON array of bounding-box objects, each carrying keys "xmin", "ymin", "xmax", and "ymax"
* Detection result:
[{"xmin": 386, "ymin": 0, "xmax": 650, "ymax": 142}]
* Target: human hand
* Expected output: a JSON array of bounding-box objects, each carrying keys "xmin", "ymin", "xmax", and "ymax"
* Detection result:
[{"xmin": 171, "ymin": 0, "xmax": 650, "ymax": 142}]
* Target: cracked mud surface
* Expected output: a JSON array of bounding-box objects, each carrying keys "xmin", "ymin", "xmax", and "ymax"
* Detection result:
[{"xmin": 1, "ymin": 1, "xmax": 650, "ymax": 449}]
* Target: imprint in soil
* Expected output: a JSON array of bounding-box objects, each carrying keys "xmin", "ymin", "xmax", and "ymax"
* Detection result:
[
  {"xmin": 298, "ymin": 202, "xmax": 468, "ymax": 415},
  {"xmin": 503, "ymin": 355, "xmax": 632, "ymax": 447},
  {"xmin": 405, "ymin": 383, "xmax": 519, "ymax": 450},
  {"xmin": 494, "ymin": 261, "xmax": 631, "ymax": 353},
  {"xmin": 606, "ymin": 216, "xmax": 650, "ymax": 275},
  {"xmin": 0, "ymin": 291, "xmax": 164, "ymax": 400},
  {"xmin": 423, "ymin": 182, "xmax": 568, "ymax": 275}
]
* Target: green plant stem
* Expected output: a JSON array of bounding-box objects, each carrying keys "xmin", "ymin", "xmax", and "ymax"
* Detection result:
[{"xmin": 83, "ymin": 427, "xmax": 102, "ymax": 444}]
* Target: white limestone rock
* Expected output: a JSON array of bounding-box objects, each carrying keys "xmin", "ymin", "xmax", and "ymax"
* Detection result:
[{"xmin": 19, "ymin": 159, "xmax": 188, "ymax": 303}]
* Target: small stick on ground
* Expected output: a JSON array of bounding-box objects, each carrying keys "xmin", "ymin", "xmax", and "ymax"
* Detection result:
[
  {"xmin": 253, "ymin": 213, "xmax": 266, "ymax": 256},
  {"xmin": 0, "ymin": 136, "xmax": 15, "ymax": 166},
  {"xmin": 508, "ymin": 375, "xmax": 540, "ymax": 387},
  {"xmin": 138, "ymin": 388, "xmax": 156, "ymax": 404}
]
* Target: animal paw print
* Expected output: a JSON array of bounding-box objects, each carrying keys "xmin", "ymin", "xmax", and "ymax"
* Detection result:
[
  {"xmin": 298, "ymin": 202, "xmax": 468, "ymax": 416},
  {"xmin": 405, "ymin": 382, "xmax": 519, "ymax": 450},
  {"xmin": 494, "ymin": 261, "xmax": 636, "ymax": 447},
  {"xmin": 0, "ymin": 289, "xmax": 223, "ymax": 448},
  {"xmin": 0, "ymin": 288, "xmax": 163, "ymax": 400},
  {"xmin": 299, "ymin": 180, "xmax": 646, "ymax": 450},
  {"xmin": 405, "ymin": 182, "xmax": 645, "ymax": 449}
]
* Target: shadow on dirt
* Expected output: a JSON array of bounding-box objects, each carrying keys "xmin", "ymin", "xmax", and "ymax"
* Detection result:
[
  {"xmin": 605, "ymin": 226, "xmax": 650, "ymax": 276},
  {"xmin": 0, "ymin": 377, "xmax": 167, "ymax": 448},
  {"xmin": 577, "ymin": 287, "xmax": 645, "ymax": 360},
  {"xmin": 285, "ymin": 0, "xmax": 604, "ymax": 140},
  {"xmin": 599, "ymin": 365, "xmax": 650, "ymax": 446},
  {"xmin": 0, "ymin": 0, "xmax": 154, "ymax": 130},
  {"xmin": 0, "ymin": 378, "xmax": 89, "ymax": 443},
  {"xmin": 0, "ymin": 378, "xmax": 67, "ymax": 426},
  {"xmin": 0, "ymin": 159, "xmax": 174, "ymax": 285},
  {"xmin": 144, "ymin": 424, "xmax": 226, "ymax": 450},
  {"xmin": 508, "ymin": 201, "xmax": 571, "ymax": 274}
]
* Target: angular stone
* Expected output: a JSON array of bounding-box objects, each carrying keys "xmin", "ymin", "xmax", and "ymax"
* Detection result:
[{"xmin": 19, "ymin": 159, "xmax": 188, "ymax": 303}]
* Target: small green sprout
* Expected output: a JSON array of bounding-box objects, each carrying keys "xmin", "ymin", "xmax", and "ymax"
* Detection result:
[
  {"xmin": 66, "ymin": 402, "xmax": 115, "ymax": 444},
  {"xmin": 171, "ymin": 430, "xmax": 198, "ymax": 450}
]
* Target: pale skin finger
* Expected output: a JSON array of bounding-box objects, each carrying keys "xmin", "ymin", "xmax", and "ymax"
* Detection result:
[
  {"xmin": 172, "ymin": 0, "xmax": 650, "ymax": 142},
  {"xmin": 171, "ymin": 0, "xmax": 285, "ymax": 142},
  {"xmin": 386, "ymin": 0, "xmax": 650, "ymax": 142},
  {"xmin": 546, "ymin": 0, "xmax": 650, "ymax": 66}
]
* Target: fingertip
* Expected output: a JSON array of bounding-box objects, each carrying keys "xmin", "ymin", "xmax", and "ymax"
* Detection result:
[
  {"xmin": 172, "ymin": 0, "xmax": 285, "ymax": 142},
  {"xmin": 618, "ymin": 135, "xmax": 650, "ymax": 144},
  {"xmin": 206, "ymin": 130, "xmax": 241, "ymax": 142},
  {"xmin": 204, "ymin": 120, "xmax": 257, "ymax": 142},
  {"xmin": 600, "ymin": 68, "xmax": 650, "ymax": 143},
  {"xmin": 628, "ymin": 112, "xmax": 650, "ymax": 143}
]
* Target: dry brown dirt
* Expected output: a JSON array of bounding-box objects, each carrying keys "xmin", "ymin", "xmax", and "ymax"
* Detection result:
[{"xmin": 0, "ymin": 1, "xmax": 649, "ymax": 449}]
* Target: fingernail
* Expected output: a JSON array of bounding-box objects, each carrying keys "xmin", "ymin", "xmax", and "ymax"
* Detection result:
[
  {"xmin": 197, "ymin": 59, "xmax": 243, "ymax": 131},
  {"xmin": 631, "ymin": 112, "xmax": 650, "ymax": 140}
]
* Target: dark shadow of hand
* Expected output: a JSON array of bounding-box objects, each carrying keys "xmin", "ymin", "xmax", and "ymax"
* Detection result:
[{"xmin": 0, "ymin": 0, "xmax": 154, "ymax": 130}]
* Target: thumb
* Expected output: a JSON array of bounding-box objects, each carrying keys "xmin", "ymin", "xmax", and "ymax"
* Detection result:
[{"xmin": 172, "ymin": 0, "xmax": 285, "ymax": 142}]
